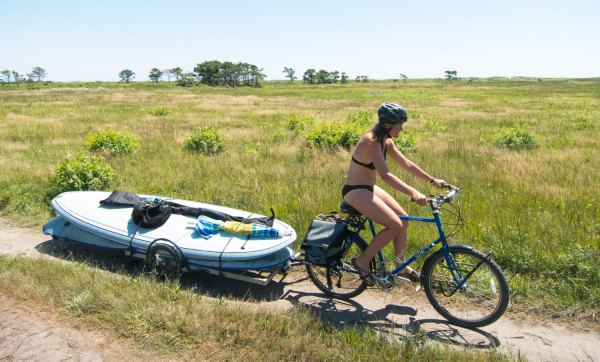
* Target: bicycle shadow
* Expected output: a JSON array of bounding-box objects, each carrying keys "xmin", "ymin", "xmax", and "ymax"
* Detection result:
[
  {"xmin": 407, "ymin": 319, "xmax": 500, "ymax": 349},
  {"xmin": 282, "ymin": 289, "xmax": 500, "ymax": 349}
]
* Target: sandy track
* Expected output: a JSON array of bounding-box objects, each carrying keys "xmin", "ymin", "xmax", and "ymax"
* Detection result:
[{"xmin": 0, "ymin": 218, "xmax": 598, "ymax": 361}]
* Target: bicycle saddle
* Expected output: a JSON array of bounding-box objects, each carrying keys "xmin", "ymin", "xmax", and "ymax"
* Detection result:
[{"xmin": 340, "ymin": 201, "xmax": 362, "ymax": 216}]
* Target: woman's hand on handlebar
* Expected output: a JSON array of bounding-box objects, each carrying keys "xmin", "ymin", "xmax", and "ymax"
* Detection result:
[
  {"xmin": 411, "ymin": 190, "xmax": 428, "ymax": 206},
  {"xmin": 431, "ymin": 178, "xmax": 446, "ymax": 188}
]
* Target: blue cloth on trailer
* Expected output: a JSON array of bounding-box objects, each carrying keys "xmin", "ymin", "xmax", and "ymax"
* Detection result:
[{"xmin": 194, "ymin": 216, "xmax": 290, "ymax": 239}]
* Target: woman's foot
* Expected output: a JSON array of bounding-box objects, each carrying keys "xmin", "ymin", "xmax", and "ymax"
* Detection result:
[
  {"xmin": 395, "ymin": 267, "xmax": 421, "ymax": 282},
  {"xmin": 395, "ymin": 255, "xmax": 421, "ymax": 282},
  {"xmin": 351, "ymin": 258, "xmax": 375, "ymax": 287}
]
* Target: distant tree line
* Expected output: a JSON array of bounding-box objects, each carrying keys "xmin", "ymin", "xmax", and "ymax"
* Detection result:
[
  {"xmin": 1, "ymin": 66, "xmax": 47, "ymax": 86},
  {"xmin": 1, "ymin": 64, "xmax": 461, "ymax": 86},
  {"xmin": 289, "ymin": 68, "xmax": 350, "ymax": 85},
  {"xmin": 195, "ymin": 61, "xmax": 265, "ymax": 87},
  {"xmin": 283, "ymin": 67, "xmax": 410, "ymax": 85},
  {"xmin": 120, "ymin": 60, "xmax": 267, "ymax": 87}
]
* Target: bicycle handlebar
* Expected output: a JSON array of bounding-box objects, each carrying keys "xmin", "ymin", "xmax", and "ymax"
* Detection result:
[
  {"xmin": 409, "ymin": 183, "xmax": 461, "ymax": 205},
  {"xmin": 430, "ymin": 183, "xmax": 461, "ymax": 208}
]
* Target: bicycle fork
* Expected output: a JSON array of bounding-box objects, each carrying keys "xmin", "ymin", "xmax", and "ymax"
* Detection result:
[{"xmin": 444, "ymin": 250, "xmax": 494, "ymax": 296}]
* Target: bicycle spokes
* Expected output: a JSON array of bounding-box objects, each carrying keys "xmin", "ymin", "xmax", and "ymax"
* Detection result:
[
  {"xmin": 422, "ymin": 246, "xmax": 509, "ymax": 328},
  {"xmin": 441, "ymin": 251, "xmax": 492, "ymax": 296}
]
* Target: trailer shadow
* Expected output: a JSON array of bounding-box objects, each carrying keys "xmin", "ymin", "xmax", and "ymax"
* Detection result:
[
  {"xmin": 35, "ymin": 238, "xmax": 146, "ymax": 276},
  {"xmin": 178, "ymin": 271, "xmax": 291, "ymax": 301},
  {"xmin": 35, "ymin": 237, "xmax": 290, "ymax": 301},
  {"xmin": 281, "ymin": 289, "xmax": 500, "ymax": 349}
]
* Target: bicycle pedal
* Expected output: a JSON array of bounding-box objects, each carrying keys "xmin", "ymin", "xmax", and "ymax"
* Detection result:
[{"xmin": 392, "ymin": 275, "xmax": 412, "ymax": 283}]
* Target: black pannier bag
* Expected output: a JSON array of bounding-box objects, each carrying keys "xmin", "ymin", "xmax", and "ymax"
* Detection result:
[{"xmin": 301, "ymin": 216, "xmax": 349, "ymax": 266}]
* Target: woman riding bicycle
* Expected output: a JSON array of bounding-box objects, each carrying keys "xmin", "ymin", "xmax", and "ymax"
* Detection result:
[{"xmin": 343, "ymin": 102, "xmax": 446, "ymax": 285}]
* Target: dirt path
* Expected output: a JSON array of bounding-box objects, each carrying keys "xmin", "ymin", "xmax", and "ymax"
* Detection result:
[
  {"xmin": 0, "ymin": 295, "xmax": 155, "ymax": 362},
  {"xmin": 1, "ymin": 218, "xmax": 598, "ymax": 362}
]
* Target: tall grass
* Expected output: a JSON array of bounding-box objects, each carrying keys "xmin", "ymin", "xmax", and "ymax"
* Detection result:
[
  {"xmin": 0, "ymin": 80, "xmax": 598, "ymax": 321},
  {"xmin": 0, "ymin": 255, "xmax": 511, "ymax": 361}
]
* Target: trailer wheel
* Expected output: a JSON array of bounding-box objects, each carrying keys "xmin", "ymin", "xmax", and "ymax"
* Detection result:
[{"xmin": 146, "ymin": 241, "xmax": 182, "ymax": 280}]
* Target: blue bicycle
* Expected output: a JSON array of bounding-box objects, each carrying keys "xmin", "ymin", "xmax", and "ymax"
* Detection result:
[{"xmin": 305, "ymin": 184, "xmax": 510, "ymax": 328}]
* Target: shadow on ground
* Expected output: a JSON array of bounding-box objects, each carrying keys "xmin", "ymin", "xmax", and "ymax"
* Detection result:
[
  {"xmin": 35, "ymin": 237, "xmax": 289, "ymax": 301},
  {"xmin": 35, "ymin": 237, "xmax": 499, "ymax": 350},
  {"xmin": 35, "ymin": 238, "xmax": 145, "ymax": 276},
  {"xmin": 282, "ymin": 289, "xmax": 500, "ymax": 349}
]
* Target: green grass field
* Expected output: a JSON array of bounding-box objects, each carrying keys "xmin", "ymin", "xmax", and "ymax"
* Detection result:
[
  {"xmin": 0, "ymin": 254, "xmax": 512, "ymax": 361},
  {"xmin": 1, "ymin": 79, "xmax": 598, "ymax": 331}
]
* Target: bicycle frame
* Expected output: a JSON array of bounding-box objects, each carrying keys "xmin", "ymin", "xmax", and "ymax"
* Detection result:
[
  {"xmin": 345, "ymin": 204, "xmax": 462, "ymax": 285},
  {"xmin": 308, "ymin": 185, "xmax": 509, "ymax": 327}
]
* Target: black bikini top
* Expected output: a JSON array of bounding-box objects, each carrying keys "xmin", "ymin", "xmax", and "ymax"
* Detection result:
[{"xmin": 351, "ymin": 141, "xmax": 387, "ymax": 170}]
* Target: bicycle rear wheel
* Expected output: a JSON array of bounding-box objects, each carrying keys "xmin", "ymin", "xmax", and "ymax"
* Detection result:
[
  {"xmin": 305, "ymin": 234, "xmax": 371, "ymax": 299},
  {"xmin": 421, "ymin": 245, "xmax": 509, "ymax": 328}
]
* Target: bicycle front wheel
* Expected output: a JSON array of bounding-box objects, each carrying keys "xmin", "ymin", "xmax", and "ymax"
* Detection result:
[
  {"xmin": 421, "ymin": 245, "xmax": 509, "ymax": 328},
  {"xmin": 305, "ymin": 234, "xmax": 371, "ymax": 299}
]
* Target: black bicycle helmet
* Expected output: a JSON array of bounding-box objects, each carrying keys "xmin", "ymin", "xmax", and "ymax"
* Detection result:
[{"xmin": 378, "ymin": 103, "xmax": 408, "ymax": 123}]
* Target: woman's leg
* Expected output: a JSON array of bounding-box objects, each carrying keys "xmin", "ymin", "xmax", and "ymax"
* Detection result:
[
  {"xmin": 373, "ymin": 186, "xmax": 419, "ymax": 276},
  {"xmin": 343, "ymin": 188, "xmax": 403, "ymax": 270},
  {"xmin": 373, "ymin": 186, "xmax": 408, "ymax": 259}
]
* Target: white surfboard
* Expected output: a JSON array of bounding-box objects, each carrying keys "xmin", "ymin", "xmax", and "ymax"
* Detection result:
[
  {"xmin": 43, "ymin": 215, "xmax": 295, "ymax": 271},
  {"xmin": 46, "ymin": 191, "xmax": 297, "ymax": 264}
]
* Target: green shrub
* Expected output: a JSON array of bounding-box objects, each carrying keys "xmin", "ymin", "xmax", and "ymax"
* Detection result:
[
  {"xmin": 53, "ymin": 154, "xmax": 115, "ymax": 193},
  {"xmin": 286, "ymin": 113, "xmax": 314, "ymax": 132},
  {"xmin": 151, "ymin": 106, "xmax": 169, "ymax": 116},
  {"xmin": 304, "ymin": 110, "xmax": 418, "ymax": 152},
  {"xmin": 337, "ymin": 126, "xmax": 362, "ymax": 149},
  {"xmin": 492, "ymin": 128, "xmax": 539, "ymax": 150},
  {"xmin": 305, "ymin": 121, "xmax": 361, "ymax": 149},
  {"xmin": 304, "ymin": 109, "xmax": 374, "ymax": 149},
  {"xmin": 85, "ymin": 129, "xmax": 140, "ymax": 155},
  {"xmin": 183, "ymin": 126, "xmax": 225, "ymax": 154},
  {"xmin": 393, "ymin": 130, "xmax": 419, "ymax": 154},
  {"xmin": 304, "ymin": 122, "xmax": 338, "ymax": 148},
  {"xmin": 345, "ymin": 109, "xmax": 375, "ymax": 127}
]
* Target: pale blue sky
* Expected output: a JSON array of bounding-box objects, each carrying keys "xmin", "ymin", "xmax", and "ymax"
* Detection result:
[{"xmin": 2, "ymin": 0, "xmax": 599, "ymax": 82}]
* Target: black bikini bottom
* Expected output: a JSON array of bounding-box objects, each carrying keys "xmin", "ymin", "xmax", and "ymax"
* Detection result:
[{"xmin": 341, "ymin": 184, "xmax": 374, "ymax": 198}]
